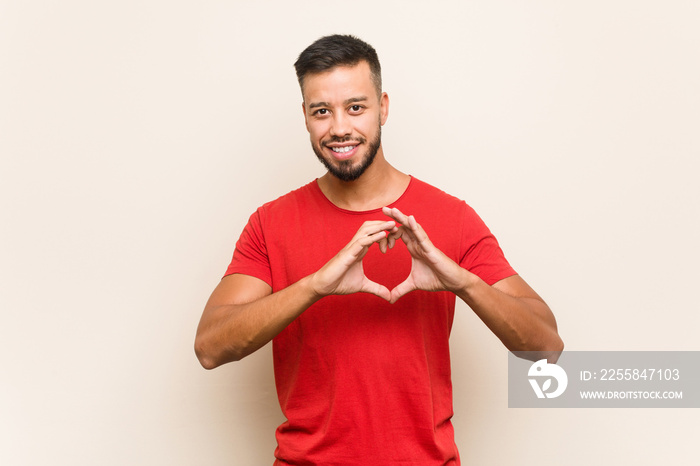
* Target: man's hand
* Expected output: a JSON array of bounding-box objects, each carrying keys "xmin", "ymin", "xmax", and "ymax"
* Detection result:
[
  {"xmin": 196, "ymin": 219, "xmax": 398, "ymax": 368},
  {"xmin": 382, "ymin": 207, "xmax": 471, "ymax": 303},
  {"xmin": 309, "ymin": 220, "xmax": 398, "ymax": 301},
  {"xmin": 196, "ymin": 207, "xmax": 563, "ymax": 368},
  {"xmin": 382, "ymin": 206, "xmax": 563, "ymax": 358}
]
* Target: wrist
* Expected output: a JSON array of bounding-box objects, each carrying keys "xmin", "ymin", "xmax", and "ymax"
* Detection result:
[
  {"xmin": 303, "ymin": 273, "xmax": 327, "ymax": 301},
  {"xmin": 451, "ymin": 267, "xmax": 479, "ymax": 296}
]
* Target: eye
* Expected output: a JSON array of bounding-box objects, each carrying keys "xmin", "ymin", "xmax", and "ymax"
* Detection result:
[
  {"xmin": 349, "ymin": 105, "xmax": 364, "ymax": 113},
  {"xmin": 314, "ymin": 108, "xmax": 329, "ymax": 116}
]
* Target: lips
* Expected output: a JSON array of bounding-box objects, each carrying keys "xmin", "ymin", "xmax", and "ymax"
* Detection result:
[
  {"xmin": 330, "ymin": 145, "xmax": 356, "ymax": 154},
  {"xmin": 326, "ymin": 143, "xmax": 359, "ymax": 160}
]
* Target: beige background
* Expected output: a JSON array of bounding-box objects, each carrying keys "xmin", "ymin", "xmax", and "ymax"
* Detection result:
[{"xmin": 1, "ymin": 1, "xmax": 699, "ymax": 464}]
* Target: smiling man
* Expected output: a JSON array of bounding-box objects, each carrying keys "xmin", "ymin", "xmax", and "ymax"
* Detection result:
[
  {"xmin": 195, "ymin": 34, "xmax": 563, "ymax": 465},
  {"xmin": 305, "ymin": 60, "xmax": 385, "ymax": 183}
]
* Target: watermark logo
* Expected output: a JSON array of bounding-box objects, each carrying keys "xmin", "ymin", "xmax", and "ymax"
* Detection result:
[
  {"xmin": 510, "ymin": 351, "xmax": 697, "ymax": 408},
  {"xmin": 528, "ymin": 359, "xmax": 568, "ymax": 399}
]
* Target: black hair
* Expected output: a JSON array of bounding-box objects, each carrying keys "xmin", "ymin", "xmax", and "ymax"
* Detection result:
[{"xmin": 294, "ymin": 34, "xmax": 382, "ymax": 96}]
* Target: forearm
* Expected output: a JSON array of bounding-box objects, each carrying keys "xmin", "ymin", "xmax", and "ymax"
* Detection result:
[
  {"xmin": 455, "ymin": 272, "xmax": 564, "ymax": 362},
  {"xmin": 195, "ymin": 275, "xmax": 320, "ymax": 369},
  {"xmin": 381, "ymin": 206, "xmax": 562, "ymax": 361},
  {"xmin": 195, "ymin": 220, "xmax": 397, "ymax": 369}
]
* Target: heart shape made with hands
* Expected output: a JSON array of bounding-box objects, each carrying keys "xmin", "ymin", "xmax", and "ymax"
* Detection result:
[{"xmin": 362, "ymin": 237, "xmax": 413, "ymax": 293}]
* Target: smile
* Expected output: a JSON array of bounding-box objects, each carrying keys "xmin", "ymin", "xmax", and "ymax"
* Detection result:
[{"xmin": 330, "ymin": 145, "xmax": 357, "ymax": 153}]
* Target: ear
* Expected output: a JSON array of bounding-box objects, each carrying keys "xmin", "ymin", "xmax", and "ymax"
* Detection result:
[
  {"xmin": 379, "ymin": 92, "xmax": 389, "ymax": 126},
  {"xmin": 301, "ymin": 101, "xmax": 310, "ymax": 132}
]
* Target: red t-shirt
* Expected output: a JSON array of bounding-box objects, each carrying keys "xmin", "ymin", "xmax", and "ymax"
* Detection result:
[{"xmin": 226, "ymin": 177, "xmax": 516, "ymax": 465}]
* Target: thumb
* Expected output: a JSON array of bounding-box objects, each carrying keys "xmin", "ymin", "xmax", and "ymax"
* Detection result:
[
  {"xmin": 389, "ymin": 278, "xmax": 415, "ymax": 304},
  {"xmin": 362, "ymin": 278, "xmax": 392, "ymax": 302}
]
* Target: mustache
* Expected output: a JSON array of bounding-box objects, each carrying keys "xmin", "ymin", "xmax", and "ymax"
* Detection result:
[{"xmin": 323, "ymin": 136, "xmax": 366, "ymax": 145}]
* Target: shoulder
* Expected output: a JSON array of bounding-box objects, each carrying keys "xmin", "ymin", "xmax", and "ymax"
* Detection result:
[
  {"xmin": 255, "ymin": 180, "xmax": 323, "ymax": 216},
  {"xmin": 260, "ymin": 180, "xmax": 318, "ymax": 207},
  {"xmin": 399, "ymin": 177, "xmax": 492, "ymax": 243},
  {"xmin": 402, "ymin": 177, "xmax": 470, "ymax": 216},
  {"xmin": 247, "ymin": 180, "xmax": 333, "ymax": 237},
  {"xmin": 407, "ymin": 177, "xmax": 464, "ymax": 203}
]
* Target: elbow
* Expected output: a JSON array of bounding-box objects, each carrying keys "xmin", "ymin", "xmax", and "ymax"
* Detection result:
[
  {"xmin": 194, "ymin": 335, "xmax": 245, "ymax": 370},
  {"xmin": 511, "ymin": 332, "xmax": 564, "ymax": 364},
  {"xmin": 198, "ymin": 358, "xmax": 219, "ymax": 371},
  {"xmin": 533, "ymin": 330, "xmax": 564, "ymax": 363},
  {"xmin": 196, "ymin": 352, "xmax": 220, "ymax": 371},
  {"xmin": 194, "ymin": 339, "xmax": 219, "ymax": 370},
  {"xmin": 541, "ymin": 333, "xmax": 564, "ymax": 364},
  {"xmin": 555, "ymin": 334, "xmax": 565, "ymax": 353},
  {"xmin": 525, "ymin": 315, "xmax": 564, "ymax": 363},
  {"xmin": 545, "ymin": 335, "xmax": 564, "ymax": 363}
]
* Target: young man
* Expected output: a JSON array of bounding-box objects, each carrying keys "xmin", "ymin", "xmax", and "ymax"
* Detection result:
[{"xmin": 195, "ymin": 34, "xmax": 563, "ymax": 465}]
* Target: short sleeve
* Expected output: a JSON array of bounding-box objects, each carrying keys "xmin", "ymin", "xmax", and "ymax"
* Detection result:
[
  {"xmin": 224, "ymin": 207, "xmax": 273, "ymax": 286},
  {"xmin": 458, "ymin": 203, "xmax": 517, "ymax": 285}
]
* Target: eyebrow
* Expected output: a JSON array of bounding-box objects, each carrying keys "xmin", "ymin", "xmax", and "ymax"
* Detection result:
[{"xmin": 308, "ymin": 96, "xmax": 368, "ymax": 109}]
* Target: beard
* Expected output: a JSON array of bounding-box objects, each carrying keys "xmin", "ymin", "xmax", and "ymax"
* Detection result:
[{"xmin": 312, "ymin": 127, "xmax": 381, "ymax": 182}]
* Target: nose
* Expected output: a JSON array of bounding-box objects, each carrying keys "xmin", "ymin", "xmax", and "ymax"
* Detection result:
[{"xmin": 329, "ymin": 112, "xmax": 351, "ymax": 138}]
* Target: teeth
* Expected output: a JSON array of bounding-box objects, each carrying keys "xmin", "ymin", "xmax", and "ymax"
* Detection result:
[{"xmin": 331, "ymin": 145, "xmax": 356, "ymax": 153}]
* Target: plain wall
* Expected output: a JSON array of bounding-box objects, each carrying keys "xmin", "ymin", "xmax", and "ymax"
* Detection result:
[{"xmin": 1, "ymin": 1, "xmax": 698, "ymax": 464}]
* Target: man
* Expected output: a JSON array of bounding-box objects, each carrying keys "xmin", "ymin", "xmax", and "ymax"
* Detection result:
[{"xmin": 195, "ymin": 34, "xmax": 563, "ymax": 465}]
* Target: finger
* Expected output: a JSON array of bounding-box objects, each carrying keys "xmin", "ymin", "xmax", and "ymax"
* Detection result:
[
  {"xmin": 378, "ymin": 233, "xmax": 388, "ymax": 254},
  {"xmin": 387, "ymin": 208, "xmax": 419, "ymax": 232},
  {"xmin": 382, "ymin": 206, "xmax": 408, "ymax": 224},
  {"xmin": 362, "ymin": 279, "xmax": 391, "ymax": 301},
  {"xmin": 405, "ymin": 214, "xmax": 431, "ymax": 245},
  {"xmin": 380, "ymin": 212, "xmax": 403, "ymax": 246},
  {"xmin": 354, "ymin": 229, "xmax": 390, "ymax": 252},
  {"xmin": 354, "ymin": 220, "xmax": 396, "ymax": 242},
  {"xmin": 383, "ymin": 207, "xmax": 415, "ymax": 236},
  {"xmin": 362, "ymin": 219, "xmax": 396, "ymax": 232},
  {"xmin": 389, "ymin": 278, "xmax": 415, "ymax": 304},
  {"xmin": 391, "ymin": 209, "xmax": 417, "ymax": 234},
  {"xmin": 387, "ymin": 210, "xmax": 428, "ymax": 246},
  {"xmin": 386, "ymin": 225, "xmax": 402, "ymax": 249},
  {"xmin": 387, "ymin": 233, "xmax": 396, "ymax": 249},
  {"xmin": 406, "ymin": 214, "xmax": 422, "ymax": 234}
]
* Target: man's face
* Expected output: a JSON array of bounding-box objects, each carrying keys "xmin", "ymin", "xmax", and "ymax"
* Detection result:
[{"xmin": 302, "ymin": 61, "xmax": 389, "ymax": 182}]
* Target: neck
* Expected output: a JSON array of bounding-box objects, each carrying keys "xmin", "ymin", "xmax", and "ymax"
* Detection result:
[{"xmin": 317, "ymin": 148, "xmax": 411, "ymax": 211}]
